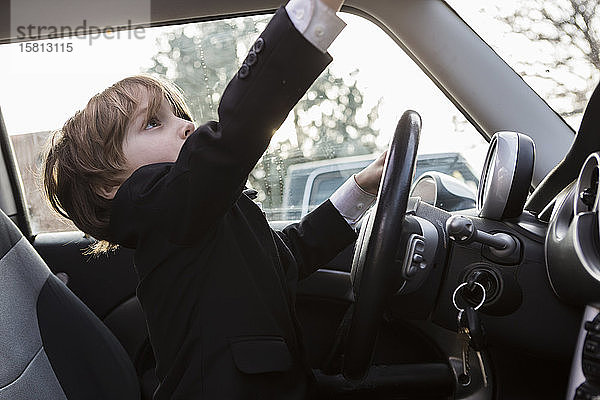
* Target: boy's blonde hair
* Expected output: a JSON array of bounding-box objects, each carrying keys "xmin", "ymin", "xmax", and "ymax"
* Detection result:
[{"xmin": 43, "ymin": 75, "xmax": 192, "ymax": 254}]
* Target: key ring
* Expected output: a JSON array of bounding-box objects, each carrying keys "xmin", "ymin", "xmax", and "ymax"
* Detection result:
[{"xmin": 452, "ymin": 281, "xmax": 486, "ymax": 312}]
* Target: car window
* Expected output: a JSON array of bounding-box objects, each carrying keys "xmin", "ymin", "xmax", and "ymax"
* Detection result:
[
  {"xmin": 447, "ymin": 0, "xmax": 600, "ymax": 132},
  {"xmin": 0, "ymin": 11, "xmax": 488, "ymax": 234}
]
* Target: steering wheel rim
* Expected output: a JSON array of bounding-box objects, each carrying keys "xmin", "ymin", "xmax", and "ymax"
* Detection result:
[{"xmin": 343, "ymin": 110, "xmax": 422, "ymax": 381}]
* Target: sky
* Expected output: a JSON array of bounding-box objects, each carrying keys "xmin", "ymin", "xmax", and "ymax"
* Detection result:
[{"xmin": 1, "ymin": 2, "xmax": 582, "ymax": 177}]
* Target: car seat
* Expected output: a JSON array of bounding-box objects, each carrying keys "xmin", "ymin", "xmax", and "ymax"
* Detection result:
[{"xmin": 0, "ymin": 209, "xmax": 140, "ymax": 399}]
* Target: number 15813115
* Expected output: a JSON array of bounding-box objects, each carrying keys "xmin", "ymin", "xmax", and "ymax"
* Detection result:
[{"xmin": 19, "ymin": 42, "xmax": 73, "ymax": 53}]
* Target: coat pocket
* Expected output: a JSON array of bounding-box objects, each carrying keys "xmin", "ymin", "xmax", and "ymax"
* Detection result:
[{"xmin": 228, "ymin": 335, "xmax": 293, "ymax": 374}]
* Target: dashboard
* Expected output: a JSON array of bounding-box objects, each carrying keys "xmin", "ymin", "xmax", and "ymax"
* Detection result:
[{"xmin": 408, "ymin": 130, "xmax": 600, "ymax": 398}]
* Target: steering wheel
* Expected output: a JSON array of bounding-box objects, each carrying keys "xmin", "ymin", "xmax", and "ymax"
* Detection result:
[{"xmin": 343, "ymin": 110, "xmax": 422, "ymax": 381}]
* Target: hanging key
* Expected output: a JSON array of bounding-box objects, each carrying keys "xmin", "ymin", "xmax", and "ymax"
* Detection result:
[
  {"xmin": 462, "ymin": 306, "xmax": 488, "ymax": 387},
  {"xmin": 456, "ymin": 312, "xmax": 471, "ymax": 386}
]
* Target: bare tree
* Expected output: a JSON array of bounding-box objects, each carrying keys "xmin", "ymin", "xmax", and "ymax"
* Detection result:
[{"xmin": 498, "ymin": 0, "xmax": 600, "ymax": 117}]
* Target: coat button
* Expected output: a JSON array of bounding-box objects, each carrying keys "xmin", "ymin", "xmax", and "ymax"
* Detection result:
[
  {"xmin": 238, "ymin": 63, "xmax": 250, "ymax": 79},
  {"xmin": 245, "ymin": 50, "xmax": 257, "ymax": 66},
  {"xmin": 253, "ymin": 37, "xmax": 265, "ymax": 53}
]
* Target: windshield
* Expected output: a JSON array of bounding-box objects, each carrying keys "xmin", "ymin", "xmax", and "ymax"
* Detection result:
[
  {"xmin": 0, "ymin": 10, "xmax": 488, "ymax": 233},
  {"xmin": 448, "ymin": 0, "xmax": 600, "ymax": 132}
]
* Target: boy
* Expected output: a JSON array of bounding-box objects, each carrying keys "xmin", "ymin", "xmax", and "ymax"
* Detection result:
[{"xmin": 43, "ymin": 0, "xmax": 386, "ymax": 398}]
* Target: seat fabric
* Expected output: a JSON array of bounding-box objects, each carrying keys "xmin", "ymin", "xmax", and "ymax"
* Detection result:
[{"xmin": 0, "ymin": 210, "xmax": 140, "ymax": 400}]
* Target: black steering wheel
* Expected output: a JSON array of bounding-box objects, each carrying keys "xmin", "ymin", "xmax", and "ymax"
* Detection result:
[{"xmin": 343, "ymin": 110, "xmax": 422, "ymax": 381}]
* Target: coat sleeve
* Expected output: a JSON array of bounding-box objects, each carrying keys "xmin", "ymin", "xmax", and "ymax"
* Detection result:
[
  {"xmin": 151, "ymin": 7, "xmax": 332, "ymax": 245},
  {"xmin": 275, "ymin": 200, "xmax": 358, "ymax": 280}
]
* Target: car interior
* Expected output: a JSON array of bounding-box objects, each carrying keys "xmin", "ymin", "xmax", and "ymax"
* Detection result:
[{"xmin": 1, "ymin": 0, "xmax": 600, "ymax": 399}]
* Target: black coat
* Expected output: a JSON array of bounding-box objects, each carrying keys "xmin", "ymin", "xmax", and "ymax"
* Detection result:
[{"xmin": 109, "ymin": 7, "xmax": 357, "ymax": 399}]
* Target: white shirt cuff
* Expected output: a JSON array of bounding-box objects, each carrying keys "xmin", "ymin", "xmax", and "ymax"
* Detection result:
[
  {"xmin": 285, "ymin": 0, "xmax": 346, "ymax": 53},
  {"xmin": 330, "ymin": 175, "xmax": 377, "ymax": 227}
]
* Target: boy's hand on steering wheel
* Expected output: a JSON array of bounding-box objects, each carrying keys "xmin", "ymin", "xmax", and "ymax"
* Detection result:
[{"xmin": 354, "ymin": 150, "xmax": 387, "ymax": 196}]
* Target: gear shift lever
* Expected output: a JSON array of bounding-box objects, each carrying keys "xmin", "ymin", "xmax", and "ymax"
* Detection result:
[{"xmin": 446, "ymin": 215, "xmax": 519, "ymax": 258}]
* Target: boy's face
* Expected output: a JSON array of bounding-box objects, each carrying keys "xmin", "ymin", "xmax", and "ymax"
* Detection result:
[{"xmin": 100, "ymin": 90, "xmax": 195, "ymax": 199}]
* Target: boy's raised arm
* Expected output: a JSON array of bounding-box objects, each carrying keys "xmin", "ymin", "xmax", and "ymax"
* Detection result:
[{"xmin": 150, "ymin": 1, "xmax": 346, "ymax": 245}]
